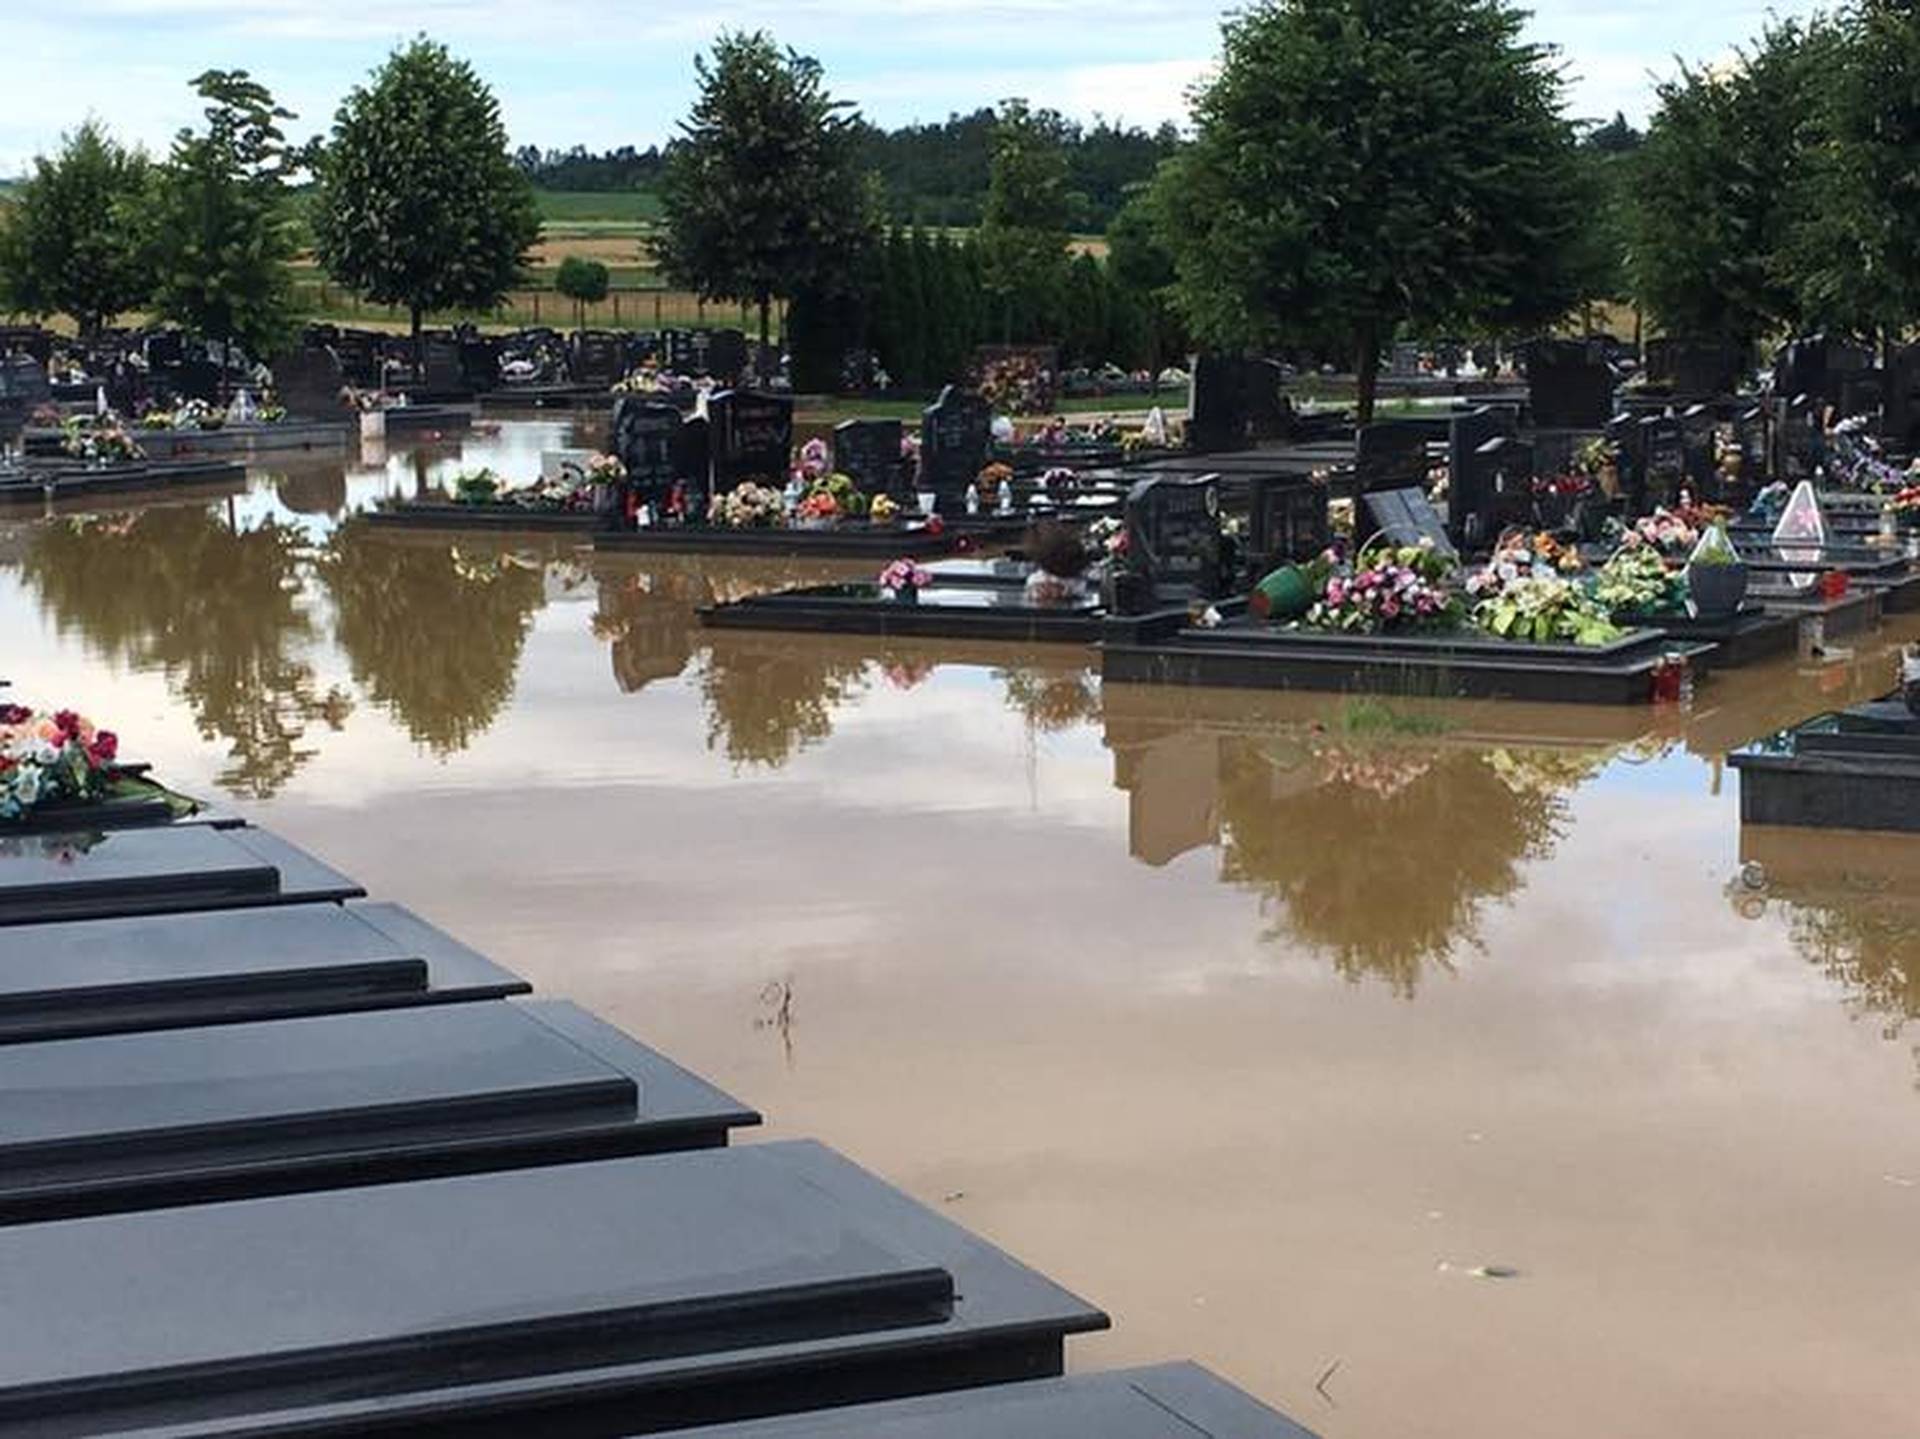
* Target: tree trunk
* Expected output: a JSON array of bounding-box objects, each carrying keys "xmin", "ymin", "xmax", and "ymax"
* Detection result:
[
  {"xmin": 410, "ymin": 304, "xmax": 424, "ymax": 386},
  {"xmin": 1354, "ymin": 325, "xmax": 1381, "ymax": 427},
  {"xmin": 758, "ymin": 292, "xmax": 772, "ymax": 386}
]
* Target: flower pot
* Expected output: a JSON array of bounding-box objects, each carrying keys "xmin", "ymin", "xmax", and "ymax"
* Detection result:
[
  {"xmin": 1686, "ymin": 560, "xmax": 1748, "ymax": 618},
  {"xmin": 1252, "ymin": 564, "xmax": 1315, "ymax": 622}
]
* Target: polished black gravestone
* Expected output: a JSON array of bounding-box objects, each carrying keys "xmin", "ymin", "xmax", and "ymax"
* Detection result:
[
  {"xmin": 0, "ymin": 900, "xmax": 523, "ymax": 1043},
  {"xmin": 834, "ymin": 419, "xmax": 905, "ymax": 497},
  {"xmin": 0, "ymin": 1140, "xmax": 1105, "ymax": 1436},
  {"xmin": 668, "ymin": 1364, "xmax": 1321, "ymax": 1439},
  {"xmin": 269, "ymin": 346, "xmax": 345, "ymax": 421},
  {"xmin": 709, "ymin": 391, "xmax": 794, "ymax": 494},
  {"xmin": 1639, "ymin": 413, "xmax": 1686, "ymax": 509},
  {"xmin": 1125, "ymin": 475, "xmax": 1224, "ymax": 597},
  {"xmin": 612, "ymin": 398, "xmax": 682, "ymax": 500},
  {"xmin": 1736, "ymin": 405, "xmax": 1772, "ymax": 487},
  {"xmin": 1186, "ymin": 354, "xmax": 1251, "ymax": 454},
  {"xmin": 1361, "ymin": 486, "xmax": 1458, "ymax": 561},
  {"xmin": 1245, "ymin": 472, "xmax": 1330, "ymax": 573},
  {"xmin": 0, "ymin": 998, "xmax": 757, "ymax": 1223},
  {"xmin": 1353, "ymin": 420, "xmax": 1431, "ymax": 492},
  {"xmin": 920, "ymin": 386, "xmax": 992, "ymax": 508},
  {"xmin": 1524, "ymin": 338, "xmax": 1615, "ymax": 429},
  {"xmin": 1446, "ymin": 405, "xmax": 1516, "ymax": 549},
  {"xmin": 0, "ymin": 825, "xmax": 361, "ymax": 927},
  {"xmin": 705, "ymin": 328, "xmax": 751, "ymax": 383},
  {"xmin": 570, "ymin": 331, "xmax": 627, "ymax": 389}
]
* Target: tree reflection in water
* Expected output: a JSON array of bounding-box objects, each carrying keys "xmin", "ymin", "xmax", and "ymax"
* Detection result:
[
  {"xmin": 320, "ymin": 527, "xmax": 547, "ymax": 757},
  {"xmin": 695, "ymin": 634, "xmax": 869, "ymax": 770},
  {"xmin": 591, "ymin": 567, "xmax": 711, "ymax": 694},
  {"xmin": 996, "ymin": 665, "xmax": 1100, "ymax": 734},
  {"xmin": 19, "ymin": 508, "xmax": 351, "ymax": 798},
  {"xmin": 1215, "ymin": 737, "xmax": 1600, "ymax": 996}
]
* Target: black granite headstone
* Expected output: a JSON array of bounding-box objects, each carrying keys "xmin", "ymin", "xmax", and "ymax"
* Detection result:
[
  {"xmin": 1736, "ymin": 405, "xmax": 1771, "ymax": 485},
  {"xmin": 611, "ymin": 398, "xmax": 682, "ymax": 495},
  {"xmin": 0, "ymin": 326, "xmax": 53, "ymax": 366},
  {"xmin": 421, "ymin": 335, "xmax": 464, "ymax": 393},
  {"xmin": 833, "ymin": 419, "xmax": 905, "ymax": 496},
  {"xmin": 332, "ymin": 330, "xmax": 384, "ymax": 387},
  {"xmin": 1524, "ymin": 339, "xmax": 1615, "ymax": 429},
  {"xmin": 459, "ymin": 334, "xmax": 501, "ymax": 393},
  {"xmin": 1639, "ymin": 414, "xmax": 1685, "ymax": 508},
  {"xmin": 708, "ymin": 391, "xmax": 794, "ymax": 494},
  {"xmin": 0, "ymin": 1140, "xmax": 1104, "ymax": 1435},
  {"xmin": 1125, "ymin": 475, "xmax": 1223, "ymax": 595},
  {"xmin": 144, "ymin": 331, "xmax": 185, "ymax": 371},
  {"xmin": 1447, "ymin": 406, "xmax": 1518, "ymax": 550},
  {"xmin": 570, "ymin": 330, "xmax": 626, "ymax": 389},
  {"xmin": 1646, "ymin": 339, "xmax": 1746, "ymax": 398},
  {"xmin": 1246, "ymin": 473, "xmax": 1330, "ymax": 571},
  {"xmin": 269, "ymin": 346, "xmax": 345, "ymax": 421},
  {"xmin": 1679, "ymin": 404, "xmax": 1717, "ymax": 496},
  {"xmin": 1246, "ymin": 359, "xmax": 1289, "ymax": 441},
  {"xmin": 705, "ymin": 328, "xmax": 750, "ymax": 383},
  {"xmin": 920, "ymin": 385, "xmax": 993, "ymax": 505},
  {"xmin": 1186, "ymin": 354, "xmax": 1250, "ymax": 453},
  {"xmin": 0, "ymin": 356, "xmax": 52, "ymax": 440},
  {"xmin": 1354, "ymin": 420, "xmax": 1431, "ymax": 492},
  {"xmin": 1781, "ymin": 395, "xmax": 1823, "ymax": 482},
  {"xmin": 1887, "ymin": 343, "xmax": 1920, "ymax": 451},
  {"xmin": 673, "ymin": 416, "xmax": 712, "ymax": 505},
  {"xmin": 171, "ymin": 357, "xmax": 221, "ymax": 404}
]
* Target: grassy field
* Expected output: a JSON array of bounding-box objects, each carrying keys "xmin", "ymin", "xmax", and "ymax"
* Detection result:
[{"xmin": 534, "ymin": 189, "xmax": 662, "ymax": 224}]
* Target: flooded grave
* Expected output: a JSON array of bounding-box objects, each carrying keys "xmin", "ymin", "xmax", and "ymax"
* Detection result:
[
  {"xmin": 0, "ymin": 826, "xmax": 361, "ymax": 927},
  {"xmin": 675, "ymin": 1363, "xmax": 1320, "ymax": 1439},
  {"xmin": 0, "ymin": 902, "xmax": 526, "ymax": 1043},
  {"xmin": 703, "ymin": 581, "xmax": 1107, "ymax": 643},
  {"xmin": 0, "ymin": 458, "xmax": 247, "ymax": 505},
  {"xmin": 1732, "ymin": 697, "xmax": 1920, "ymax": 831},
  {"xmin": 0, "ymin": 998, "xmax": 756, "ymax": 1223},
  {"xmin": 0, "ymin": 1141, "xmax": 1104, "ymax": 1436}
]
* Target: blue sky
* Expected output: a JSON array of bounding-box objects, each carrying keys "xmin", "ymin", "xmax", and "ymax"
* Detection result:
[{"xmin": 6, "ymin": 1, "xmax": 1823, "ymax": 174}]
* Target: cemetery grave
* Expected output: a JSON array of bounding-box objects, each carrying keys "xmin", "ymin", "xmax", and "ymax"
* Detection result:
[{"xmin": 1732, "ymin": 696, "xmax": 1920, "ymax": 832}]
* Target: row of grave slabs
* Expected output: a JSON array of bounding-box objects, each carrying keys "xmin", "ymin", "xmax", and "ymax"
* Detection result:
[{"xmin": 0, "ymin": 747, "xmax": 1319, "ymax": 1439}]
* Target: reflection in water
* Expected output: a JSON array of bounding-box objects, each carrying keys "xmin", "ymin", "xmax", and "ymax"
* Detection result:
[
  {"xmin": 274, "ymin": 469, "xmax": 349, "ymax": 518},
  {"xmin": 696, "ymin": 633, "xmax": 870, "ymax": 770},
  {"xmin": 1737, "ymin": 837, "xmax": 1920, "ymax": 1059},
  {"xmin": 592, "ymin": 566, "xmax": 710, "ymax": 694},
  {"xmin": 320, "ymin": 527, "xmax": 547, "ymax": 756},
  {"xmin": 19, "ymin": 509, "xmax": 351, "ymax": 798},
  {"xmin": 997, "ymin": 665, "xmax": 1100, "ymax": 733},
  {"xmin": 1111, "ymin": 711, "xmax": 1607, "ymax": 995}
]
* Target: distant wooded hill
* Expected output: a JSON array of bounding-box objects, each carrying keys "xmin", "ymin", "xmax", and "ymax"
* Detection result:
[{"xmin": 513, "ymin": 108, "xmax": 1179, "ymax": 232}]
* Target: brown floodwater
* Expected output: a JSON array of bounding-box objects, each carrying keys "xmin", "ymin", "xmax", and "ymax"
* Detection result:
[{"xmin": 5, "ymin": 418, "xmax": 1920, "ymax": 1437}]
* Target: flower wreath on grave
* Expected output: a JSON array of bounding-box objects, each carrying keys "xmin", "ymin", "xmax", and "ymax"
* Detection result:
[
  {"xmin": 1302, "ymin": 538, "xmax": 1463, "ymax": 636},
  {"xmin": 1465, "ymin": 536, "xmax": 1620, "ymax": 646},
  {"xmin": 1591, "ymin": 543, "xmax": 1687, "ymax": 618},
  {"xmin": 714, "ymin": 482, "xmax": 788, "ymax": 529}
]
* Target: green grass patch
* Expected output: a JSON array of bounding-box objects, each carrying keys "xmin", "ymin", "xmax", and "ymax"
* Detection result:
[
  {"xmin": 1334, "ymin": 695, "xmax": 1452, "ymax": 738},
  {"xmin": 796, "ymin": 390, "xmax": 1188, "ymax": 425}
]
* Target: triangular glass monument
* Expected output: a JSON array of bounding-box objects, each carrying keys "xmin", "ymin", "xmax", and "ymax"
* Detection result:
[{"xmin": 1771, "ymin": 480, "xmax": 1826, "ymax": 589}]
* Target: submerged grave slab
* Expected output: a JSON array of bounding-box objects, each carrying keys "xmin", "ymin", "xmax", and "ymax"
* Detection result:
[
  {"xmin": 363, "ymin": 501, "xmax": 613, "ymax": 534},
  {"xmin": 1625, "ymin": 606, "xmax": 1798, "ymax": 668},
  {"xmin": 0, "ymin": 825, "xmax": 361, "ymax": 928},
  {"xmin": 0, "ymin": 1139, "xmax": 1105, "ymax": 1437},
  {"xmin": 702, "ymin": 582, "xmax": 1104, "ymax": 643},
  {"xmin": 0, "ymin": 459, "xmax": 247, "ymax": 504},
  {"xmin": 1732, "ymin": 700, "xmax": 1920, "ymax": 832},
  {"xmin": 0, "ymin": 901, "xmax": 524, "ymax": 1043},
  {"xmin": 0, "ymin": 998, "xmax": 757, "ymax": 1223},
  {"xmin": 669, "ymin": 1363, "xmax": 1321, "ymax": 1439},
  {"xmin": 1101, "ymin": 622, "xmax": 1710, "ymax": 705}
]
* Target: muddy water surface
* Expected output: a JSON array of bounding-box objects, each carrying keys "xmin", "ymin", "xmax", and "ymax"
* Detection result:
[{"xmin": 4, "ymin": 420, "xmax": 1920, "ymax": 1437}]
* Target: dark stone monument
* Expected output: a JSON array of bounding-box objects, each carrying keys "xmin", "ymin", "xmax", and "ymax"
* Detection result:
[
  {"xmin": 0, "ymin": 356, "xmax": 52, "ymax": 442},
  {"xmin": 269, "ymin": 346, "xmax": 345, "ymax": 421},
  {"xmin": 1124, "ymin": 475, "xmax": 1224, "ymax": 597},
  {"xmin": 673, "ymin": 415, "xmax": 711, "ymax": 492},
  {"xmin": 1524, "ymin": 339, "xmax": 1615, "ymax": 429},
  {"xmin": 662, "ymin": 329, "xmax": 697, "ymax": 374},
  {"xmin": 1646, "ymin": 339, "xmax": 1746, "ymax": 398},
  {"xmin": 458, "ymin": 334, "xmax": 501, "ymax": 393},
  {"xmin": 1245, "ymin": 473, "xmax": 1330, "ymax": 573},
  {"xmin": 1363, "ymin": 485, "xmax": 1463, "ymax": 560},
  {"xmin": 1448, "ymin": 406, "xmax": 1519, "ymax": 551},
  {"xmin": 421, "ymin": 335, "xmax": 464, "ymax": 394},
  {"xmin": 1887, "ymin": 343, "xmax": 1920, "ymax": 451},
  {"xmin": 144, "ymin": 331, "xmax": 185, "ymax": 371},
  {"xmin": 1781, "ymin": 395, "xmax": 1823, "ymax": 481},
  {"xmin": 705, "ymin": 328, "xmax": 750, "ymax": 383},
  {"xmin": 708, "ymin": 391, "xmax": 793, "ymax": 494},
  {"xmin": 1679, "ymin": 404, "xmax": 1717, "ymax": 497},
  {"xmin": 833, "ymin": 419, "xmax": 905, "ymax": 497},
  {"xmin": 1736, "ymin": 405, "xmax": 1772, "ymax": 487},
  {"xmin": 332, "ymin": 330, "xmax": 384, "ymax": 388},
  {"xmin": 0, "ymin": 326, "xmax": 53, "ymax": 366},
  {"xmin": 611, "ymin": 399, "xmax": 682, "ymax": 500},
  {"xmin": 1354, "ymin": 420, "xmax": 1431, "ymax": 492},
  {"xmin": 1639, "ymin": 414, "xmax": 1686, "ymax": 508},
  {"xmin": 1246, "ymin": 359, "xmax": 1290, "ymax": 440},
  {"xmin": 569, "ymin": 330, "xmax": 626, "ymax": 389},
  {"xmin": 170, "ymin": 357, "xmax": 221, "ymax": 405},
  {"xmin": 1186, "ymin": 355, "xmax": 1251, "ymax": 453},
  {"xmin": 920, "ymin": 385, "xmax": 993, "ymax": 506}
]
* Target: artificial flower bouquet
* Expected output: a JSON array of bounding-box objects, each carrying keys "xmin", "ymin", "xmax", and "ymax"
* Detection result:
[
  {"xmin": 59, "ymin": 415, "xmax": 144, "ymax": 463},
  {"xmin": 0, "ymin": 704, "xmax": 120, "ymax": 823},
  {"xmin": 1590, "ymin": 543, "xmax": 1687, "ymax": 618},
  {"xmin": 878, "ymin": 558, "xmax": 932, "ymax": 598},
  {"xmin": 1466, "ymin": 539, "xmax": 1621, "ymax": 646},
  {"xmin": 714, "ymin": 482, "xmax": 787, "ymax": 529},
  {"xmin": 1304, "ymin": 539, "xmax": 1462, "ymax": 635}
]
